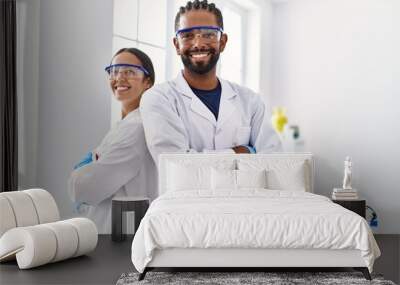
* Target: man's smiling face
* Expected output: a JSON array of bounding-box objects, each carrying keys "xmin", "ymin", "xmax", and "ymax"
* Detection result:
[{"xmin": 174, "ymin": 10, "xmax": 227, "ymax": 75}]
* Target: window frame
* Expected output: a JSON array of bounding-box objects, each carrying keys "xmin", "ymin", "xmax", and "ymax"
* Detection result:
[
  {"xmin": 111, "ymin": 0, "xmax": 169, "ymax": 124},
  {"xmin": 215, "ymin": 0, "xmax": 248, "ymax": 85}
]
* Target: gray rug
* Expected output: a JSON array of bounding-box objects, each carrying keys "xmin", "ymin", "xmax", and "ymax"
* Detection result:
[{"xmin": 116, "ymin": 271, "xmax": 396, "ymax": 285}]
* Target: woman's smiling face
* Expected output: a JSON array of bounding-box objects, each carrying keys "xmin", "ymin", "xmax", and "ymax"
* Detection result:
[{"xmin": 109, "ymin": 52, "xmax": 151, "ymax": 105}]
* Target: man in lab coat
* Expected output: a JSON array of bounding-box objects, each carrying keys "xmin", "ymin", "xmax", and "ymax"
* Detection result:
[{"xmin": 140, "ymin": 0, "xmax": 280, "ymax": 164}]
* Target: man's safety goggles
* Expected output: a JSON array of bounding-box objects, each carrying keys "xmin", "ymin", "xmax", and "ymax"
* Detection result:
[
  {"xmin": 105, "ymin": 64, "xmax": 149, "ymax": 80},
  {"xmin": 176, "ymin": 26, "xmax": 223, "ymax": 44}
]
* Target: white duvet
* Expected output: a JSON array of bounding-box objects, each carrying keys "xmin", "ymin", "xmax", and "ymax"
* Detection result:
[{"xmin": 131, "ymin": 190, "xmax": 380, "ymax": 273}]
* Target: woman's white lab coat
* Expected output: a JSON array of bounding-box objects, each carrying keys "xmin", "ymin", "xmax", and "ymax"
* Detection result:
[
  {"xmin": 68, "ymin": 109, "xmax": 157, "ymax": 234},
  {"xmin": 140, "ymin": 71, "xmax": 281, "ymax": 162}
]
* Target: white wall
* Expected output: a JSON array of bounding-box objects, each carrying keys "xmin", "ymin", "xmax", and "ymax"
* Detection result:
[
  {"xmin": 258, "ymin": 0, "xmax": 273, "ymax": 103},
  {"xmin": 17, "ymin": 0, "xmax": 113, "ymax": 220},
  {"xmin": 271, "ymin": 0, "xmax": 400, "ymax": 233}
]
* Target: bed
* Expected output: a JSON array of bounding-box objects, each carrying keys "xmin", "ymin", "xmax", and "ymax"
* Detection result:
[{"xmin": 131, "ymin": 153, "xmax": 380, "ymax": 280}]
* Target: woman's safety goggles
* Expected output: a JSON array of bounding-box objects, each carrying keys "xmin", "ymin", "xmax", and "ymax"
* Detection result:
[
  {"xmin": 176, "ymin": 26, "xmax": 223, "ymax": 44},
  {"xmin": 105, "ymin": 64, "xmax": 149, "ymax": 80}
]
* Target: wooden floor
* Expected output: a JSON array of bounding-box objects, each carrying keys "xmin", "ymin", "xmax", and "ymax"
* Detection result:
[
  {"xmin": 0, "ymin": 235, "xmax": 398, "ymax": 285},
  {"xmin": 374, "ymin": 234, "xmax": 400, "ymax": 284}
]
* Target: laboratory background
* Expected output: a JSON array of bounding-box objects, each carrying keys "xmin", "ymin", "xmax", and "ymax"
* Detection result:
[{"xmin": 15, "ymin": 0, "xmax": 399, "ymax": 234}]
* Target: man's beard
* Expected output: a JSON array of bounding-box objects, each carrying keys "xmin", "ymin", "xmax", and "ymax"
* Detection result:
[{"xmin": 181, "ymin": 48, "xmax": 220, "ymax": 75}]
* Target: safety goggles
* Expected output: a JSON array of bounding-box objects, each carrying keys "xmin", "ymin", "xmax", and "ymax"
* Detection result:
[
  {"xmin": 176, "ymin": 25, "xmax": 223, "ymax": 44},
  {"xmin": 105, "ymin": 64, "xmax": 149, "ymax": 80}
]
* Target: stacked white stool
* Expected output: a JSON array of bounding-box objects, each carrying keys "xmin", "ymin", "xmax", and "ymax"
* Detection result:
[{"xmin": 0, "ymin": 189, "xmax": 97, "ymax": 269}]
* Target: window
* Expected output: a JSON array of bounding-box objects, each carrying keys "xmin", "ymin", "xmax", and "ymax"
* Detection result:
[
  {"xmin": 113, "ymin": 0, "xmax": 167, "ymax": 83},
  {"xmin": 112, "ymin": 0, "xmax": 167, "ymax": 123},
  {"xmin": 218, "ymin": 3, "xmax": 245, "ymax": 85}
]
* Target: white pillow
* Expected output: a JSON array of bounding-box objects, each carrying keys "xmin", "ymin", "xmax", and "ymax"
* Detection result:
[
  {"xmin": 167, "ymin": 163, "xmax": 211, "ymax": 191},
  {"xmin": 238, "ymin": 159, "xmax": 308, "ymax": 191},
  {"xmin": 211, "ymin": 168, "xmax": 236, "ymax": 190},
  {"xmin": 266, "ymin": 162, "xmax": 306, "ymax": 191},
  {"xmin": 211, "ymin": 169, "xmax": 268, "ymax": 190},
  {"xmin": 237, "ymin": 169, "xmax": 267, "ymax": 189}
]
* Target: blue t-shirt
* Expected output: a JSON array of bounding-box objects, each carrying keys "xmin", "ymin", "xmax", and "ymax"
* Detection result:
[{"xmin": 190, "ymin": 81, "xmax": 222, "ymax": 120}]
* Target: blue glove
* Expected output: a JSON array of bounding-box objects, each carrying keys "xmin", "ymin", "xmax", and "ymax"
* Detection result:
[
  {"xmin": 73, "ymin": 152, "xmax": 93, "ymax": 169},
  {"xmin": 73, "ymin": 202, "xmax": 89, "ymax": 214}
]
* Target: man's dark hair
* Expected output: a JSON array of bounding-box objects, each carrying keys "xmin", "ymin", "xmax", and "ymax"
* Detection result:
[
  {"xmin": 175, "ymin": 0, "xmax": 224, "ymax": 32},
  {"xmin": 113, "ymin": 48, "xmax": 155, "ymax": 85}
]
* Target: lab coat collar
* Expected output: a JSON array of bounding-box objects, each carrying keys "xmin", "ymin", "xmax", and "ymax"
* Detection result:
[
  {"xmin": 175, "ymin": 71, "xmax": 237, "ymax": 127},
  {"xmin": 121, "ymin": 108, "xmax": 141, "ymax": 123}
]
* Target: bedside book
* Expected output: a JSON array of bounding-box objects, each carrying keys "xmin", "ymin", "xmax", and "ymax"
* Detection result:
[
  {"xmin": 332, "ymin": 188, "xmax": 358, "ymax": 200},
  {"xmin": 333, "ymin": 188, "xmax": 358, "ymax": 193},
  {"xmin": 332, "ymin": 195, "xmax": 359, "ymax": 200}
]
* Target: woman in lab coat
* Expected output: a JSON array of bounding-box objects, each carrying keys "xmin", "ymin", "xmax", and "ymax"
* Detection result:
[{"xmin": 68, "ymin": 48, "xmax": 157, "ymax": 234}]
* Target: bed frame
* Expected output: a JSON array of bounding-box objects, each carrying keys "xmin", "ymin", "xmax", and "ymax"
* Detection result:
[
  {"xmin": 138, "ymin": 153, "xmax": 372, "ymax": 281},
  {"xmin": 140, "ymin": 248, "xmax": 371, "ymax": 280}
]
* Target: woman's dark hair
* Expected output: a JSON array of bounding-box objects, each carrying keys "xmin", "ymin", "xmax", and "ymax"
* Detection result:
[{"xmin": 113, "ymin": 48, "xmax": 155, "ymax": 86}]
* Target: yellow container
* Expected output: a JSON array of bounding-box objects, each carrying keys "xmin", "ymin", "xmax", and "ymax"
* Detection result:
[{"xmin": 271, "ymin": 107, "xmax": 288, "ymax": 134}]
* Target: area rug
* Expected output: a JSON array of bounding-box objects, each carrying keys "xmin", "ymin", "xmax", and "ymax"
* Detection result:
[{"xmin": 116, "ymin": 271, "xmax": 396, "ymax": 285}]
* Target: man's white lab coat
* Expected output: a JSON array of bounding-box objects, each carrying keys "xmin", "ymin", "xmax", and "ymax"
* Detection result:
[{"xmin": 140, "ymin": 72, "xmax": 280, "ymax": 163}]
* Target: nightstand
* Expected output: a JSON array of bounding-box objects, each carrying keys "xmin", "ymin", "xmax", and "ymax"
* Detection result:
[
  {"xmin": 111, "ymin": 196, "xmax": 149, "ymax": 242},
  {"xmin": 332, "ymin": 199, "xmax": 366, "ymax": 218}
]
